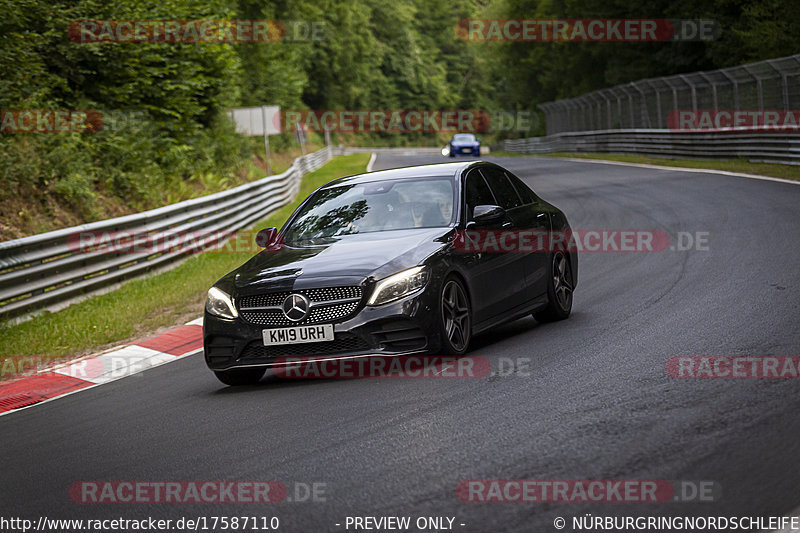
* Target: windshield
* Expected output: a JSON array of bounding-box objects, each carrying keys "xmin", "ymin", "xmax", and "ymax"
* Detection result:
[
  {"xmin": 452, "ymin": 134, "xmax": 476, "ymax": 143},
  {"xmin": 283, "ymin": 177, "xmax": 455, "ymax": 244}
]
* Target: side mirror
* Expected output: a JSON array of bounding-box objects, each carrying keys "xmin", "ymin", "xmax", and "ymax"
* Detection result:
[
  {"xmin": 471, "ymin": 205, "xmax": 506, "ymax": 226},
  {"xmin": 255, "ymin": 227, "xmax": 278, "ymax": 248}
]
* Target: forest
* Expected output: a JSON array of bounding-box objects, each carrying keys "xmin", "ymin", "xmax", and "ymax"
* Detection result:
[{"xmin": 1, "ymin": 0, "xmax": 797, "ymax": 236}]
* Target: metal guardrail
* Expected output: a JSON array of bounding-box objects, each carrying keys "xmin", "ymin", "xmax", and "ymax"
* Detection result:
[
  {"xmin": 501, "ymin": 129, "xmax": 800, "ymax": 163},
  {"xmin": 539, "ymin": 54, "xmax": 800, "ymax": 135},
  {"xmin": 508, "ymin": 55, "xmax": 800, "ymax": 162},
  {"xmin": 0, "ymin": 146, "xmax": 333, "ymax": 321}
]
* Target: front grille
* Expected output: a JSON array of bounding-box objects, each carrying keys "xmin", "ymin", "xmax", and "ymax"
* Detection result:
[
  {"xmin": 239, "ymin": 333, "xmax": 371, "ymax": 360},
  {"xmin": 237, "ymin": 286, "xmax": 363, "ymax": 326}
]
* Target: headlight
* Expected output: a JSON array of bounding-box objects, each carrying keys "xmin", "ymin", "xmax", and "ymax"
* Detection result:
[
  {"xmin": 206, "ymin": 287, "xmax": 238, "ymax": 319},
  {"xmin": 368, "ymin": 266, "xmax": 430, "ymax": 306}
]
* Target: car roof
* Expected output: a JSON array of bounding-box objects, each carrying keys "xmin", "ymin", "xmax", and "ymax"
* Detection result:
[{"xmin": 323, "ymin": 161, "xmax": 486, "ymax": 187}]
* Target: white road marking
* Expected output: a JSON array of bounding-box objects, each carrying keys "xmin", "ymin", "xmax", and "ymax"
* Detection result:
[{"xmin": 548, "ymin": 156, "xmax": 800, "ymax": 186}]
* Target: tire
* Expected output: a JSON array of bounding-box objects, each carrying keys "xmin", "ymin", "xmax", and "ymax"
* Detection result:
[
  {"xmin": 214, "ymin": 367, "xmax": 265, "ymax": 386},
  {"xmin": 533, "ymin": 251, "xmax": 574, "ymax": 323},
  {"xmin": 439, "ymin": 276, "xmax": 471, "ymax": 354}
]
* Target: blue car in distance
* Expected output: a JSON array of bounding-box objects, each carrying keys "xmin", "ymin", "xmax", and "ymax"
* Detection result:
[{"xmin": 448, "ymin": 133, "xmax": 481, "ymax": 157}]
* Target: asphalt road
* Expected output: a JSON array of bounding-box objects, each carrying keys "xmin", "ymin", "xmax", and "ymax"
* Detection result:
[{"xmin": 2, "ymin": 154, "xmax": 799, "ymax": 532}]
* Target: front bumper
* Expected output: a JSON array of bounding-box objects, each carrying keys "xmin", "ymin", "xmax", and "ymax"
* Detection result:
[
  {"xmin": 203, "ymin": 287, "xmax": 443, "ymax": 371},
  {"xmin": 450, "ymin": 145, "xmax": 480, "ymax": 155}
]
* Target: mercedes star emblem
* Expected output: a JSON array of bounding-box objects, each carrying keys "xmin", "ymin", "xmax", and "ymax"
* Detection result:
[{"xmin": 281, "ymin": 293, "xmax": 310, "ymax": 321}]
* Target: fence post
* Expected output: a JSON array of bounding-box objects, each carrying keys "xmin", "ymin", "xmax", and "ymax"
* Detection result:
[
  {"xmin": 719, "ymin": 68, "xmax": 739, "ymax": 110},
  {"xmin": 588, "ymin": 93, "xmax": 602, "ymax": 130},
  {"xmin": 632, "ymin": 82, "xmax": 650, "ymax": 128},
  {"xmin": 601, "ymin": 90, "xmax": 612, "ymax": 129},
  {"xmin": 679, "ymin": 75, "xmax": 697, "ymax": 112},
  {"xmin": 557, "ymin": 101, "xmax": 570, "ymax": 134},
  {"xmin": 565, "ymin": 102, "xmax": 572, "ymax": 133},
  {"xmin": 261, "ymin": 106, "xmax": 272, "ymax": 177},
  {"xmin": 742, "ymin": 65, "xmax": 763, "ymax": 111},
  {"xmin": 766, "ymin": 59, "xmax": 789, "ymax": 111},
  {"xmin": 579, "ymin": 97, "xmax": 591, "ymax": 131},
  {"xmin": 645, "ymin": 80, "xmax": 663, "ymax": 128},
  {"xmin": 698, "ymin": 72, "xmax": 718, "ymax": 111},
  {"xmin": 619, "ymin": 86, "xmax": 635, "ymax": 127}
]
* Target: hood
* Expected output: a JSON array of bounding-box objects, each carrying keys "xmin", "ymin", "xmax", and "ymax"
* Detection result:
[{"xmin": 230, "ymin": 227, "xmax": 452, "ymax": 292}]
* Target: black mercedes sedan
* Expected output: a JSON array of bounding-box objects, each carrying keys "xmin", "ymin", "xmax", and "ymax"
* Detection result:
[{"xmin": 204, "ymin": 161, "xmax": 577, "ymax": 385}]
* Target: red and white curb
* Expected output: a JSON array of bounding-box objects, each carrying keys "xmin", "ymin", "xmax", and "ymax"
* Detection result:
[{"xmin": 0, "ymin": 317, "xmax": 203, "ymax": 417}]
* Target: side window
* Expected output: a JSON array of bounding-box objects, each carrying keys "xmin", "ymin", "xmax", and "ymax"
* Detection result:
[
  {"xmin": 464, "ymin": 170, "xmax": 496, "ymax": 220},
  {"xmin": 505, "ymin": 172, "xmax": 537, "ymax": 205},
  {"xmin": 481, "ymin": 168, "xmax": 522, "ymax": 210}
]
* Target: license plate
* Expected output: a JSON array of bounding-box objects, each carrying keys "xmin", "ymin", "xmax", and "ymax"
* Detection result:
[{"xmin": 262, "ymin": 324, "xmax": 334, "ymax": 345}]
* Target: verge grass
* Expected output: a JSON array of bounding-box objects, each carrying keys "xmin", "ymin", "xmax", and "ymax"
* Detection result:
[{"xmin": 0, "ymin": 154, "xmax": 370, "ymax": 368}]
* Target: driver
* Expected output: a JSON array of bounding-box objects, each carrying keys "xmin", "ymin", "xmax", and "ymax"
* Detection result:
[
  {"xmin": 411, "ymin": 193, "xmax": 453, "ymax": 227},
  {"xmin": 437, "ymin": 194, "xmax": 453, "ymax": 223}
]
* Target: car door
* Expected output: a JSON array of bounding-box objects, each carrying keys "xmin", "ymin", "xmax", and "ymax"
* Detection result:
[
  {"xmin": 504, "ymin": 170, "xmax": 550, "ymax": 298},
  {"xmin": 459, "ymin": 168, "xmax": 526, "ymax": 326},
  {"xmin": 476, "ymin": 166, "xmax": 534, "ymax": 308}
]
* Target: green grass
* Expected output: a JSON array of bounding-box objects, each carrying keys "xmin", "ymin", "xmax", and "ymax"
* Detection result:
[
  {"xmin": 0, "ymin": 153, "xmax": 370, "ymax": 371},
  {"xmin": 491, "ymin": 151, "xmax": 800, "ymax": 182}
]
